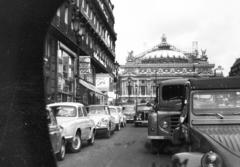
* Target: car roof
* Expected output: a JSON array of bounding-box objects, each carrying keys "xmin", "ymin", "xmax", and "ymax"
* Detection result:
[
  {"xmin": 87, "ymin": 104, "xmax": 108, "ymax": 107},
  {"xmin": 47, "ymin": 102, "xmax": 84, "ymax": 107},
  {"xmin": 109, "ymin": 105, "xmax": 118, "ymax": 108},
  {"xmin": 189, "ymin": 77, "xmax": 240, "ymax": 90},
  {"xmin": 159, "ymin": 78, "xmax": 189, "ymax": 86}
]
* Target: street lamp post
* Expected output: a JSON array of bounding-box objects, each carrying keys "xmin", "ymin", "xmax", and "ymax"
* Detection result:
[
  {"xmin": 127, "ymin": 77, "xmax": 132, "ymax": 103},
  {"xmin": 72, "ymin": 5, "xmax": 85, "ymax": 102},
  {"xmin": 135, "ymin": 84, "xmax": 138, "ymax": 110},
  {"xmin": 114, "ymin": 61, "xmax": 120, "ymax": 105}
]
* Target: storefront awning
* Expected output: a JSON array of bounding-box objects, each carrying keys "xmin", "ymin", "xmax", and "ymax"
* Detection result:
[{"xmin": 79, "ymin": 79, "xmax": 105, "ymax": 96}]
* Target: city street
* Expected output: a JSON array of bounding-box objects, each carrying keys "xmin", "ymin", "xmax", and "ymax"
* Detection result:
[{"xmin": 57, "ymin": 124, "xmax": 172, "ymax": 167}]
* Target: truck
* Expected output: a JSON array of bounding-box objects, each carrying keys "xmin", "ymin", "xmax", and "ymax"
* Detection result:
[
  {"xmin": 148, "ymin": 78, "xmax": 188, "ymax": 152},
  {"xmin": 171, "ymin": 77, "xmax": 240, "ymax": 167}
]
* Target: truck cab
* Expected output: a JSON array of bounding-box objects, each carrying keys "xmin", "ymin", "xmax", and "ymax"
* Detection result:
[
  {"xmin": 148, "ymin": 78, "xmax": 188, "ymax": 151},
  {"xmin": 171, "ymin": 77, "xmax": 240, "ymax": 167}
]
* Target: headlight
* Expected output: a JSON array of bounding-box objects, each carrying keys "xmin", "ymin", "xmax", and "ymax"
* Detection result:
[
  {"xmin": 201, "ymin": 151, "xmax": 222, "ymax": 167},
  {"xmin": 160, "ymin": 121, "xmax": 168, "ymax": 129}
]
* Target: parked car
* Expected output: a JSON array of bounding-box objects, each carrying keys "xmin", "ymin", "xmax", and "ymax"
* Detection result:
[
  {"xmin": 134, "ymin": 103, "xmax": 152, "ymax": 127},
  {"xmin": 171, "ymin": 77, "xmax": 240, "ymax": 167},
  {"xmin": 109, "ymin": 106, "xmax": 121, "ymax": 131},
  {"xmin": 47, "ymin": 107, "xmax": 66, "ymax": 161},
  {"xmin": 116, "ymin": 106, "xmax": 127, "ymax": 127},
  {"xmin": 122, "ymin": 104, "xmax": 136, "ymax": 123},
  {"xmin": 47, "ymin": 102, "xmax": 96, "ymax": 153},
  {"xmin": 148, "ymin": 78, "xmax": 187, "ymax": 152},
  {"xmin": 87, "ymin": 104, "xmax": 116, "ymax": 138}
]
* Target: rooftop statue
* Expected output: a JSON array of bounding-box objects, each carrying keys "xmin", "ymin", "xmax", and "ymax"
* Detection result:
[{"xmin": 127, "ymin": 50, "xmax": 134, "ymax": 62}]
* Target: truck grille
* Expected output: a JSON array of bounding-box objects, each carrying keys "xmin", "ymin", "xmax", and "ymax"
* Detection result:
[{"xmin": 169, "ymin": 115, "xmax": 180, "ymax": 134}]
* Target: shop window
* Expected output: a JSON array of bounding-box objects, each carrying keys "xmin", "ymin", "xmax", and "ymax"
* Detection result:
[{"xmin": 58, "ymin": 49, "xmax": 74, "ymax": 96}]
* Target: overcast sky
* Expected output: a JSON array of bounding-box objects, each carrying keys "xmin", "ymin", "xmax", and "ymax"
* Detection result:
[{"xmin": 111, "ymin": 0, "xmax": 240, "ymax": 76}]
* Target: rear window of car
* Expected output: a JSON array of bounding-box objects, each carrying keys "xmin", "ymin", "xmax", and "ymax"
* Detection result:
[
  {"xmin": 109, "ymin": 108, "xmax": 117, "ymax": 114},
  {"xmin": 50, "ymin": 106, "xmax": 77, "ymax": 117},
  {"xmin": 137, "ymin": 106, "xmax": 152, "ymax": 111},
  {"xmin": 87, "ymin": 106, "xmax": 108, "ymax": 115}
]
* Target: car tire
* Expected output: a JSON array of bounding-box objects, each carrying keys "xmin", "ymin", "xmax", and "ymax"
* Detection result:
[
  {"xmin": 69, "ymin": 132, "xmax": 81, "ymax": 153},
  {"xmin": 56, "ymin": 139, "xmax": 66, "ymax": 161},
  {"xmin": 88, "ymin": 130, "xmax": 95, "ymax": 145}
]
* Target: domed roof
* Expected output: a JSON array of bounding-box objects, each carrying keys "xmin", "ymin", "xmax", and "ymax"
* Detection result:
[
  {"xmin": 137, "ymin": 34, "xmax": 187, "ymax": 62},
  {"xmin": 144, "ymin": 49, "xmax": 185, "ymax": 59},
  {"xmin": 138, "ymin": 34, "xmax": 188, "ymax": 63}
]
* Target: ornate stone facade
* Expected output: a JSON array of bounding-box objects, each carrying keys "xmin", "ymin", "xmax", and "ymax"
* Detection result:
[{"xmin": 118, "ymin": 34, "xmax": 215, "ymax": 105}]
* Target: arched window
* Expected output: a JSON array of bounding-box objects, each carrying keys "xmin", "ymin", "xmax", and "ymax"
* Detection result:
[{"xmin": 64, "ymin": 7, "xmax": 68, "ymax": 24}]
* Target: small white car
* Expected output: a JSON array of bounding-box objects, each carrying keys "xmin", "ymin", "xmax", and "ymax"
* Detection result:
[
  {"xmin": 87, "ymin": 105, "xmax": 116, "ymax": 138},
  {"xmin": 109, "ymin": 106, "xmax": 122, "ymax": 131},
  {"xmin": 47, "ymin": 102, "xmax": 96, "ymax": 153}
]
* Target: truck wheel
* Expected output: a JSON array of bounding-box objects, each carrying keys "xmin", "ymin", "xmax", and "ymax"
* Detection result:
[
  {"xmin": 150, "ymin": 140, "xmax": 159, "ymax": 154},
  {"xmin": 69, "ymin": 132, "xmax": 81, "ymax": 153},
  {"xmin": 56, "ymin": 139, "xmax": 65, "ymax": 161}
]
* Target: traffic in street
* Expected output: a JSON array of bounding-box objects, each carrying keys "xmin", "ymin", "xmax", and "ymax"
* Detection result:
[{"xmin": 57, "ymin": 124, "xmax": 172, "ymax": 167}]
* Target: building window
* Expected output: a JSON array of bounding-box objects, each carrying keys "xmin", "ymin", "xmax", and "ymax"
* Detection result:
[
  {"xmin": 90, "ymin": 11, "xmax": 93, "ymax": 20},
  {"xmin": 93, "ymin": 15, "xmax": 96, "ymax": 25},
  {"xmin": 86, "ymin": 3, "xmax": 89, "ymax": 16},
  {"xmin": 64, "ymin": 7, "xmax": 68, "ymax": 24},
  {"xmin": 77, "ymin": 0, "xmax": 80, "ymax": 7},
  {"xmin": 56, "ymin": 9, "xmax": 60, "ymax": 17},
  {"xmin": 140, "ymin": 86, "xmax": 146, "ymax": 95},
  {"xmin": 82, "ymin": 0, "xmax": 85, "ymax": 9}
]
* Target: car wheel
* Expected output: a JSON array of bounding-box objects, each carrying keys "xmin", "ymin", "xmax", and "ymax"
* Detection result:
[
  {"xmin": 88, "ymin": 131, "xmax": 95, "ymax": 145},
  {"xmin": 56, "ymin": 139, "xmax": 66, "ymax": 161},
  {"xmin": 69, "ymin": 132, "xmax": 81, "ymax": 153},
  {"xmin": 106, "ymin": 125, "xmax": 111, "ymax": 138}
]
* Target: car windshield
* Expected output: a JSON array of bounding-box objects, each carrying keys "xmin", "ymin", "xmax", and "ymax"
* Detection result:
[
  {"xmin": 193, "ymin": 90, "xmax": 240, "ymax": 115},
  {"xmin": 88, "ymin": 106, "xmax": 108, "ymax": 115},
  {"xmin": 109, "ymin": 108, "xmax": 117, "ymax": 114},
  {"xmin": 123, "ymin": 106, "xmax": 135, "ymax": 114},
  {"xmin": 51, "ymin": 106, "xmax": 77, "ymax": 117},
  {"xmin": 137, "ymin": 106, "xmax": 152, "ymax": 112}
]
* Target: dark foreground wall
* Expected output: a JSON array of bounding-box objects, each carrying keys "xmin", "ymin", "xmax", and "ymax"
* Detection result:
[{"xmin": 0, "ymin": 0, "xmax": 63, "ymax": 166}]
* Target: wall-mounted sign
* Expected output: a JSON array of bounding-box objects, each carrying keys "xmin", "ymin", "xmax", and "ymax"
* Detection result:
[{"xmin": 79, "ymin": 56, "xmax": 91, "ymax": 74}]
